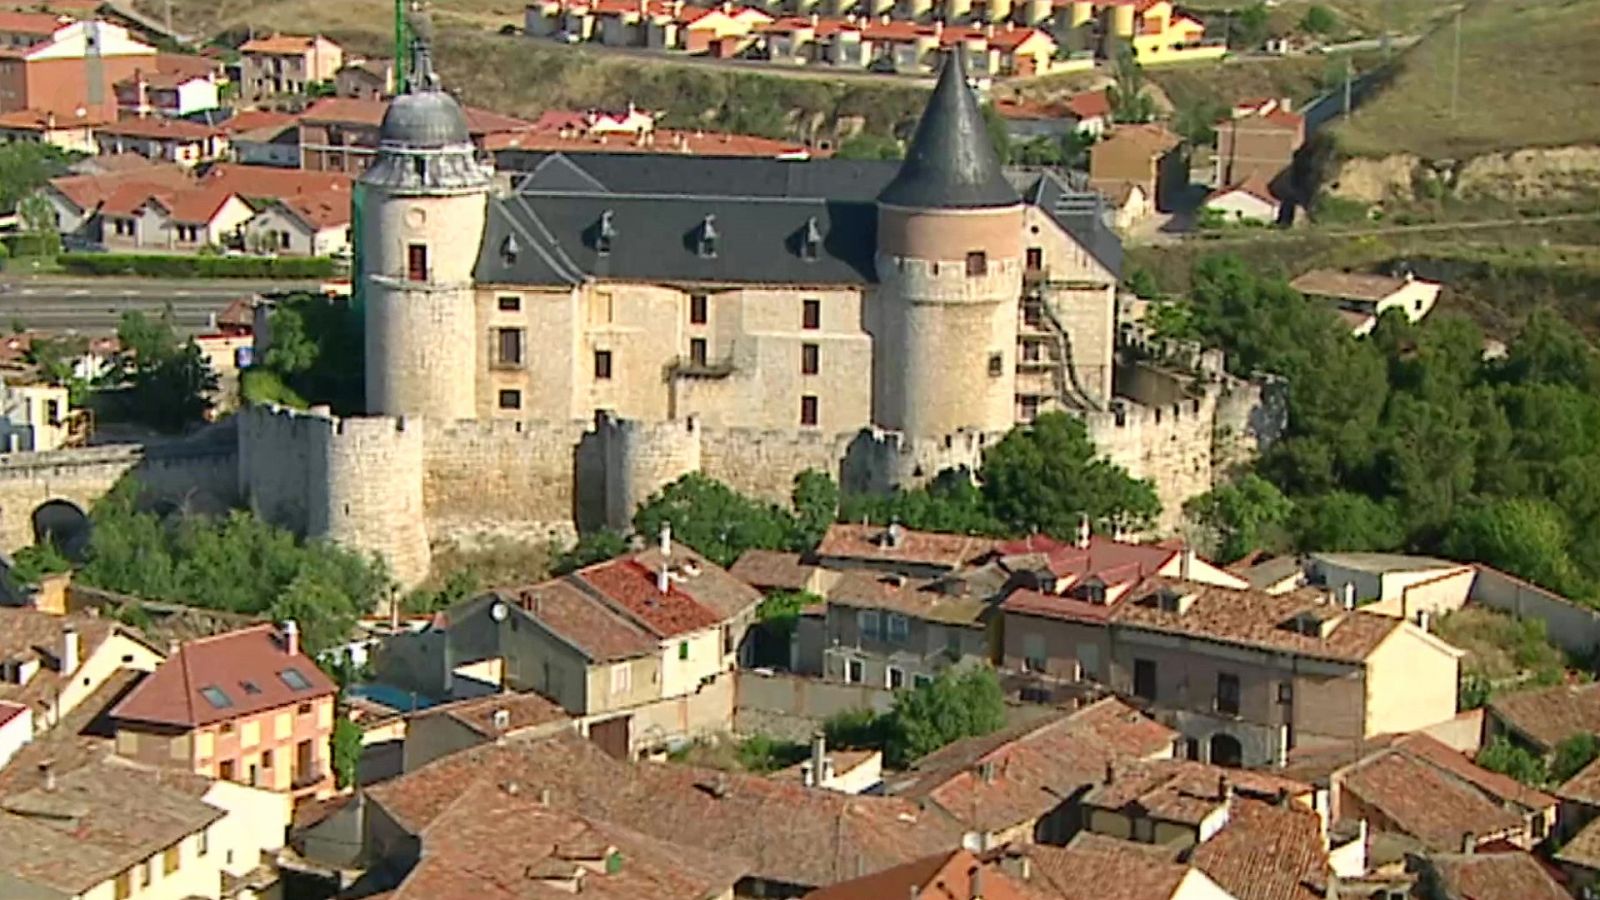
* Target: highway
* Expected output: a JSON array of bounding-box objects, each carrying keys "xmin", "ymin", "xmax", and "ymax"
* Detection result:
[{"xmin": 0, "ymin": 277, "xmax": 324, "ymax": 335}]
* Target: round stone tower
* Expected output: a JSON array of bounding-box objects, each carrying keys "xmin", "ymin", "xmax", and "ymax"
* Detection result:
[
  {"xmin": 874, "ymin": 50, "xmax": 1023, "ymax": 437},
  {"xmin": 360, "ymin": 25, "xmax": 490, "ymax": 421}
]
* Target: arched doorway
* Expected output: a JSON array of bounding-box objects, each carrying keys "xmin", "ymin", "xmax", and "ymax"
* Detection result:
[
  {"xmin": 1209, "ymin": 732, "xmax": 1243, "ymax": 768},
  {"xmin": 31, "ymin": 499, "xmax": 91, "ymax": 562}
]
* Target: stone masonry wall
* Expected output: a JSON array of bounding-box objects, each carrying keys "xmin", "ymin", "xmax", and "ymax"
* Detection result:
[{"xmin": 424, "ymin": 416, "xmax": 597, "ymax": 546}]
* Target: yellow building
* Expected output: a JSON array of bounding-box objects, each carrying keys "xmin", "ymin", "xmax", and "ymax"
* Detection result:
[{"xmin": 1101, "ymin": 0, "xmax": 1226, "ymax": 66}]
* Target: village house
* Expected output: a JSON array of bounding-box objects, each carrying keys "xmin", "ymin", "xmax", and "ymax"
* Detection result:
[
  {"xmin": 358, "ymin": 730, "xmax": 965, "ymax": 896},
  {"xmin": 801, "ymin": 848, "xmax": 1035, "ymax": 900},
  {"xmin": 333, "ymin": 58, "xmax": 394, "ymax": 100},
  {"xmin": 0, "ymin": 17, "xmax": 156, "ymax": 119},
  {"xmin": 1077, "ymin": 758, "xmax": 1321, "ymax": 850},
  {"xmin": 1555, "ymin": 756, "xmax": 1600, "ymax": 893},
  {"xmin": 237, "ymin": 33, "xmax": 345, "ymax": 103},
  {"xmin": 1001, "ymin": 578, "xmax": 1464, "ymax": 767},
  {"xmin": 1486, "ymin": 681, "xmax": 1600, "ymax": 759},
  {"xmin": 1091, "ymin": 0, "xmax": 1225, "ymax": 66},
  {"xmin": 1290, "ymin": 269, "xmax": 1443, "ymax": 337},
  {"xmin": 1202, "ymin": 174, "xmax": 1281, "ymax": 225},
  {"xmin": 1005, "ymin": 833, "xmax": 1236, "ymax": 900},
  {"xmin": 101, "ymin": 185, "xmax": 255, "ymax": 252},
  {"xmin": 1213, "ymin": 101, "xmax": 1304, "ymax": 190},
  {"xmin": 0, "ymin": 759, "xmax": 291, "ymax": 900},
  {"xmin": 109, "ymin": 621, "xmax": 339, "ymax": 798},
  {"xmin": 112, "ymin": 54, "xmax": 224, "ymax": 118},
  {"xmin": 0, "ymin": 607, "xmax": 162, "ymax": 734},
  {"xmin": 1089, "ymin": 123, "xmax": 1185, "ymax": 217},
  {"xmin": 0, "ymin": 108, "xmax": 99, "ymax": 152},
  {"xmin": 242, "ymin": 190, "xmax": 352, "ymax": 257},
  {"xmin": 398, "ymin": 689, "xmax": 573, "ymax": 772},
  {"xmin": 995, "ymin": 88, "xmax": 1110, "ymax": 141},
  {"xmin": 92, "ymin": 116, "xmax": 230, "ymax": 167},
  {"xmin": 220, "ymin": 109, "xmax": 302, "ymax": 167},
  {"xmin": 886, "ymin": 696, "xmax": 1178, "ymax": 846},
  {"xmin": 0, "ymin": 378, "xmax": 73, "ymax": 452},
  {"xmin": 1412, "ymin": 849, "xmax": 1569, "ymax": 900},
  {"xmin": 768, "ymin": 732, "xmax": 883, "ymax": 794}
]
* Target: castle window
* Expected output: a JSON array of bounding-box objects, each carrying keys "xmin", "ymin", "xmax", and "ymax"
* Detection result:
[
  {"xmin": 495, "ymin": 328, "xmax": 525, "ymax": 367},
  {"xmin": 501, "ymin": 234, "xmax": 520, "ymax": 265},
  {"xmin": 1023, "ymin": 303, "xmax": 1043, "ymax": 329},
  {"xmin": 988, "ymin": 352, "xmax": 1004, "ymax": 377},
  {"xmin": 696, "ymin": 214, "xmax": 718, "ymax": 258},
  {"xmin": 594, "ymin": 349, "xmax": 613, "ymax": 380},
  {"xmin": 498, "ymin": 295, "xmax": 521, "ymax": 312},
  {"xmin": 800, "ymin": 395, "xmax": 819, "ymax": 427},
  {"xmin": 1020, "ymin": 395, "xmax": 1039, "ymax": 421},
  {"xmin": 801, "ymin": 342, "xmax": 819, "ymax": 375},
  {"xmin": 412, "ymin": 157, "xmax": 427, "ymax": 183},
  {"xmin": 802, "ymin": 299, "xmax": 821, "ymax": 330},
  {"xmin": 800, "ymin": 216, "xmax": 822, "ymax": 261},
  {"xmin": 689, "ymin": 338, "xmax": 708, "ymax": 366},
  {"xmin": 966, "ymin": 251, "xmax": 988, "ymax": 276},
  {"xmin": 1025, "ymin": 247, "xmax": 1043, "ymax": 271},
  {"xmin": 406, "ymin": 243, "xmax": 428, "ymax": 281},
  {"xmin": 498, "ymin": 389, "xmax": 522, "ymax": 410},
  {"xmin": 595, "ymin": 209, "xmax": 616, "ymax": 255},
  {"xmin": 689, "ymin": 293, "xmax": 708, "ymax": 325}
]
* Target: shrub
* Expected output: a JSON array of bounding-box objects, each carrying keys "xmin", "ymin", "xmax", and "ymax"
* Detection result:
[{"xmin": 59, "ymin": 253, "xmax": 336, "ymax": 279}]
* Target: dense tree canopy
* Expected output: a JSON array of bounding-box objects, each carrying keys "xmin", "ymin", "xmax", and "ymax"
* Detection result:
[
  {"xmin": 112, "ymin": 309, "xmax": 218, "ymax": 432},
  {"xmin": 0, "ymin": 142, "xmax": 70, "ymax": 214},
  {"xmin": 1178, "ymin": 254, "xmax": 1600, "ymax": 601}
]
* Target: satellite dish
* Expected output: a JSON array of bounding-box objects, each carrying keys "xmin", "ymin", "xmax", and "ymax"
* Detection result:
[{"xmin": 489, "ymin": 601, "xmax": 508, "ymax": 622}]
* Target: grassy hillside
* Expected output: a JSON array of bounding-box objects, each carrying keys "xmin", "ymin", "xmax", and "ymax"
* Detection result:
[{"xmin": 1332, "ymin": 0, "xmax": 1600, "ymax": 159}]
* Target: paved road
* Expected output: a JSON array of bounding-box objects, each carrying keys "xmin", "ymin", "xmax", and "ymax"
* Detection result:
[{"xmin": 0, "ymin": 277, "xmax": 323, "ymax": 335}]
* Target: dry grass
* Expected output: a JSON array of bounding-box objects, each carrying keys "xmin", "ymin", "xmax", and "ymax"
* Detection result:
[
  {"xmin": 1333, "ymin": 0, "xmax": 1600, "ymax": 159},
  {"xmin": 1433, "ymin": 606, "xmax": 1568, "ymax": 686},
  {"xmin": 1181, "ymin": 0, "xmax": 1461, "ymax": 38}
]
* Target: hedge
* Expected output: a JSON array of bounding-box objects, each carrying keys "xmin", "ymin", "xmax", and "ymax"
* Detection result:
[{"xmin": 59, "ymin": 253, "xmax": 336, "ymax": 279}]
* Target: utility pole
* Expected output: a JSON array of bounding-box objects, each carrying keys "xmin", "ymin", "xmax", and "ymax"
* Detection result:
[{"xmin": 1450, "ymin": 7, "xmax": 1462, "ymax": 119}]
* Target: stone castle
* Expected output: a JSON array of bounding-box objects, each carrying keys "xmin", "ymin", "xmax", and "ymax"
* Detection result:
[{"xmin": 0, "ymin": 38, "xmax": 1279, "ymax": 585}]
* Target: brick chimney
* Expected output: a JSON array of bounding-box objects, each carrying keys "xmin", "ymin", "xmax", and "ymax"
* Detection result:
[
  {"xmin": 283, "ymin": 619, "xmax": 300, "ymax": 656},
  {"xmin": 61, "ymin": 626, "xmax": 79, "ymax": 674}
]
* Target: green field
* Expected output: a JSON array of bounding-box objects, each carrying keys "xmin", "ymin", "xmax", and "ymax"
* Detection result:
[{"xmin": 1332, "ymin": 0, "xmax": 1600, "ymax": 159}]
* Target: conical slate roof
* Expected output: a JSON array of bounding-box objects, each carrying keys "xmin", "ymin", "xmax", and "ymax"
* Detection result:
[{"xmin": 878, "ymin": 50, "xmax": 1020, "ymax": 210}]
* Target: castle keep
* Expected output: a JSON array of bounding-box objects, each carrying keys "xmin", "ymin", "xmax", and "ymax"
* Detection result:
[{"xmin": 226, "ymin": 39, "xmax": 1278, "ymax": 585}]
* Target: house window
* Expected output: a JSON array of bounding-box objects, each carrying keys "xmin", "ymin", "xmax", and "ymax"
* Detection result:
[
  {"xmin": 594, "ymin": 349, "xmax": 613, "ymax": 380},
  {"xmin": 279, "ymin": 230, "xmax": 291, "ymax": 249},
  {"xmin": 1277, "ymin": 682, "xmax": 1294, "ymax": 704},
  {"xmin": 802, "ymin": 298, "xmax": 821, "ymax": 330},
  {"xmin": 498, "ymin": 389, "xmax": 522, "ymax": 410},
  {"xmin": 689, "ymin": 293, "xmax": 708, "ymax": 324},
  {"xmin": 1022, "ymin": 633, "xmax": 1046, "ymax": 673},
  {"xmin": 1133, "ymin": 658, "xmax": 1157, "ymax": 701},
  {"xmin": 887, "ymin": 666, "xmax": 905, "ymax": 690},
  {"xmin": 406, "ymin": 243, "xmax": 428, "ymax": 281},
  {"xmin": 913, "ymin": 673, "xmax": 932, "ymax": 689},
  {"xmin": 219, "ymin": 759, "xmax": 236, "ymax": 781},
  {"xmin": 1025, "ymin": 247, "xmax": 1043, "ymax": 271},
  {"xmin": 498, "ymin": 295, "xmax": 521, "ymax": 312},
  {"xmin": 800, "ymin": 395, "xmax": 819, "ymax": 427},
  {"xmin": 495, "ymin": 328, "xmax": 524, "ymax": 367},
  {"xmin": 261, "ymin": 748, "xmax": 273, "ymax": 769},
  {"xmin": 610, "ymin": 664, "xmax": 631, "ymax": 695},
  {"xmin": 801, "ymin": 342, "xmax": 819, "ymax": 375},
  {"xmin": 1022, "ymin": 342, "xmax": 1042, "ymax": 363},
  {"xmin": 678, "ymin": 641, "xmax": 689, "ymax": 660},
  {"xmin": 199, "ymin": 828, "xmax": 209, "ymax": 857},
  {"xmin": 164, "ymin": 844, "xmax": 180, "ymax": 875},
  {"xmin": 966, "ymin": 250, "xmax": 987, "ymax": 276},
  {"xmin": 846, "ymin": 658, "xmax": 864, "ymax": 684},
  {"xmin": 1023, "ymin": 303, "xmax": 1043, "ymax": 328},
  {"xmin": 887, "ymin": 613, "xmax": 909, "ymax": 643},
  {"xmin": 988, "ymin": 352, "xmax": 1004, "ymax": 377},
  {"xmin": 297, "ymin": 702, "xmax": 312, "ymax": 715},
  {"xmin": 858, "ymin": 610, "xmax": 881, "ymax": 641},
  {"xmin": 689, "ymin": 338, "xmax": 708, "ymax": 366},
  {"xmin": 1216, "ymin": 672, "xmax": 1241, "ymax": 715},
  {"xmin": 1020, "ymin": 396, "xmax": 1040, "ymax": 422}
]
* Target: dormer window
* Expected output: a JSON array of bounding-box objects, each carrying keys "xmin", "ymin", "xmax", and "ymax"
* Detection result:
[
  {"xmin": 800, "ymin": 216, "xmax": 821, "ymax": 261},
  {"xmin": 500, "ymin": 233, "xmax": 520, "ymax": 266},
  {"xmin": 597, "ymin": 209, "xmax": 616, "ymax": 255},
  {"xmin": 697, "ymin": 214, "xmax": 718, "ymax": 258}
]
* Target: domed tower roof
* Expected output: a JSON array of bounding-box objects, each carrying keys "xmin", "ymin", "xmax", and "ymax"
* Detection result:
[
  {"xmin": 878, "ymin": 50, "xmax": 1019, "ymax": 210},
  {"xmin": 379, "ymin": 28, "xmax": 470, "ymax": 149}
]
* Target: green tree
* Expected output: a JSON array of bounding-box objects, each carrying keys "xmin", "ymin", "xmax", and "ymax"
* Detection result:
[
  {"xmin": 25, "ymin": 334, "xmax": 90, "ymax": 405},
  {"xmin": 1292, "ymin": 491, "xmax": 1404, "ymax": 552},
  {"xmin": 835, "ymin": 132, "xmax": 903, "ymax": 160},
  {"xmin": 980, "ymin": 103, "xmax": 1013, "ymax": 165},
  {"xmin": 7, "ymin": 542, "xmax": 70, "ymax": 585},
  {"xmin": 1125, "ymin": 267, "xmax": 1161, "ymax": 300},
  {"xmin": 332, "ymin": 717, "xmax": 362, "ymax": 789},
  {"xmin": 1300, "ymin": 4, "xmax": 1338, "ymax": 35},
  {"xmin": 17, "ymin": 194, "xmax": 61, "ymax": 258},
  {"xmin": 883, "ymin": 668, "xmax": 1005, "ymax": 766},
  {"xmin": 1106, "ymin": 41, "xmax": 1155, "ymax": 124},
  {"xmin": 842, "ymin": 469, "xmax": 1004, "ymax": 535},
  {"xmin": 791, "ymin": 470, "xmax": 839, "ymax": 551},
  {"xmin": 1232, "ymin": 2, "xmax": 1270, "ymax": 48},
  {"xmin": 113, "ymin": 309, "xmax": 218, "ymax": 432},
  {"xmin": 0, "ymin": 142, "xmax": 70, "ymax": 214},
  {"xmin": 1185, "ymin": 474, "xmax": 1293, "ymax": 563},
  {"xmin": 981, "ymin": 412, "xmax": 1161, "ymax": 535},
  {"xmin": 552, "ymin": 528, "xmax": 630, "ymax": 575},
  {"xmin": 1175, "ymin": 98, "xmax": 1224, "ymax": 145},
  {"xmin": 1476, "ymin": 736, "xmax": 1547, "ymax": 787},
  {"xmin": 1445, "ymin": 497, "xmax": 1590, "ymax": 599},
  {"xmin": 258, "ymin": 293, "xmax": 364, "ymax": 413},
  {"xmin": 633, "ymin": 474, "xmax": 795, "ymax": 568},
  {"xmin": 1552, "ymin": 733, "xmax": 1600, "ymax": 784}
]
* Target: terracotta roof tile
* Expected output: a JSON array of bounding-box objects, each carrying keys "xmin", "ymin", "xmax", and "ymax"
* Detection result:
[
  {"xmin": 1289, "ymin": 269, "xmax": 1411, "ymax": 302},
  {"xmin": 200, "ymin": 163, "xmax": 352, "ymax": 199},
  {"xmin": 1084, "ymin": 759, "xmax": 1313, "ymax": 828},
  {"xmin": 818, "ymin": 523, "xmax": 995, "ymax": 571},
  {"xmin": 1428, "ymin": 851, "xmax": 1568, "ymax": 900},
  {"xmin": 277, "ymin": 190, "xmax": 352, "ymax": 230},
  {"xmin": 240, "ymin": 34, "xmax": 336, "ymax": 54},
  {"xmin": 729, "ymin": 549, "xmax": 819, "ymax": 592},
  {"xmin": 482, "ymin": 126, "xmax": 817, "ymax": 157},
  {"xmin": 47, "ymin": 164, "xmax": 190, "ymax": 212},
  {"xmin": 299, "ymin": 97, "xmax": 532, "ymax": 136},
  {"xmin": 825, "ymin": 571, "xmax": 989, "ymax": 625},
  {"xmin": 1558, "ymin": 815, "xmax": 1600, "ymax": 871},
  {"xmin": 110, "ymin": 623, "xmax": 334, "ymax": 728},
  {"xmin": 96, "ymin": 116, "xmax": 223, "ymax": 140},
  {"xmin": 572, "ymin": 556, "xmax": 726, "ymax": 638},
  {"xmin": 1560, "ymin": 754, "xmax": 1600, "ymax": 807},
  {"xmin": 493, "ymin": 581, "xmax": 659, "ymax": 663},
  {"xmin": 803, "ymin": 849, "xmax": 1041, "ymax": 900},
  {"xmin": 1339, "ymin": 749, "xmax": 1523, "ymax": 852},
  {"xmin": 0, "ymin": 608, "xmax": 126, "ymax": 713},
  {"xmin": 413, "ymin": 690, "xmax": 571, "ymax": 739},
  {"xmin": 1488, "ymin": 682, "xmax": 1600, "ymax": 752},
  {"xmin": 0, "ymin": 10, "xmax": 68, "ymax": 35},
  {"xmin": 1028, "ymin": 834, "xmax": 1193, "ymax": 900},
  {"xmin": 1393, "ymin": 732, "xmax": 1555, "ymax": 812},
  {"xmin": 150, "ymin": 184, "xmax": 241, "ymax": 224},
  {"xmin": 1188, "ymin": 799, "xmax": 1327, "ymax": 900}
]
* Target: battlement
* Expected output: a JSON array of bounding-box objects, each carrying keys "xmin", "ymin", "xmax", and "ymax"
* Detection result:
[{"xmin": 876, "ymin": 253, "xmax": 1023, "ymax": 304}]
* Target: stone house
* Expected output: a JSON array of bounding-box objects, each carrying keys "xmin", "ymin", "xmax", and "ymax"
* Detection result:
[
  {"xmin": 238, "ymin": 33, "xmax": 344, "ymax": 103},
  {"xmin": 1415, "ymin": 850, "xmax": 1569, "ymax": 900},
  {"xmin": 110, "ymin": 622, "xmax": 339, "ymax": 799},
  {"xmin": 819, "ymin": 568, "xmax": 996, "ymax": 689},
  {"xmin": 398, "ymin": 689, "xmax": 573, "ymax": 772},
  {"xmin": 1078, "ymin": 758, "xmax": 1319, "ymax": 850},
  {"xmin": 1089, "ymin": 123, "xmax": 1185, "ymax": 214},
  {"xmin": 1001, "ymin": 578, "xmax": 1464, "ymax": 768}
]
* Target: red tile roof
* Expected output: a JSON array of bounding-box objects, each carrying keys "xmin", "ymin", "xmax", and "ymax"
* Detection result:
[
  {"xmin": 1393, "ymin": 732, "xmax": 1555, "ymax": 812},
  {"xmin": 1064, "ymin": 89, "xmax": 1112, "ymax": 119},
  {"xmin": 154, "ymin": 52, "xmax": 220, "ymax": 79},
  {"xmin": 1188, "ymin": 799, "xmax": 1327, "ymax": 900},
  {"xmin": 817, "ymin": 523, "xmax": 995, "ymax": 571},
  {"xmin": 97, "ymin": 116, "xmax": 223, "ymax": 141},
  {"xmin": 0, "ymin": 10, "xmax": 67, "ymax": 35},
  {"xmin": 729, "ymin": 549, "xmax": 818, "ymax": 592},
  {"xmin": 148, "ymin": 184, "xmax": 242, "ymax": 224},
  {"xmin": 110, "ymin": 623, "xmax": 334, "ymax": 728},
  {"xmin": 240, "ymin": 34, "xmax": 336, "ymax": 54},
  {"xmin": 199, "ymin": 163, "xmax": 352, "ymax": 199},
  {"xmin": 1028, "ymin": 834, "xmax": 1193, "ymax": 900},
  {"xmin": 1428, "ymin": 851, "xmax": 1568, "ymax": 900},
  {"xmin": 495, "ymin": 580, "xmax": 659, "ymax": 663},
  {"xmin": 0, "ymin": 700, "xmax": 26, "ymax": 728},
  {"xmin": 1488, "ymin": 682, "xmax": 1600, "ymax": 752},
  {"xmin": 803, "ymin": 849, "xmax": 1040, "ymax": 900},
  {"xmin": 300, "ymin": 97, "xmax": 532, "ymax": 136},
  {"xmin": 1338, "ymin": 749, "xmax": 1524, "ymax": 852},
  {"xmin": 1084, "ymin": 759, "xmax": 1313, "ymax": 828},
  {"xmin": 573, "ymin": 557, "xmax": 724, "ymax": 638},
  {"xmin": 482, "ymin": 125, "xmax": 817, "ymax": 157},
  {"xmin": 218, "ymin": 109, "xmax": 299, "ymax": 136},
  {"xmin": 277, "ymin": 190, "xmax": 352, "ymax": 230},
  {"xmin": 411, "ymin": 690, "xmax": 570, "ymax": 739}
]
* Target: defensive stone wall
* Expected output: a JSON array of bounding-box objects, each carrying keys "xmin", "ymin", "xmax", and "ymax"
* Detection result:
[{"xmin": 425, "ymin": 416, "xmax": 598, "ymax": 545}]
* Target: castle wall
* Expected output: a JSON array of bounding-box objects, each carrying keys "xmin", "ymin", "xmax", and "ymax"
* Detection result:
[
  {"xmin": 1084, "ymin": 392, "xmax": 1218, "ymax": 533},
  {"xmin": 601, "ymin": 414, "xmax": 702, "ymax": 530},
  {"xmin": 423, "ymin": 416, "xmax": 597, "ymax": 544}
]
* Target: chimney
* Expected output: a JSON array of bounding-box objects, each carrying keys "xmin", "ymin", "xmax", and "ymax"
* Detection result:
[
  {"xmin": 1461, "ymin": 832, "xmax": 1475, "ymax": 854},
  {"xmin": 60, "ymin": 626, "xmax": 79, "ymax": 674},
  {"xmin": 660, "ymin": 521, "xmax": 672, "ymax": 556},
  {"xmin": 811, "ymin": 731, "xmax": 827, "ymax": 784},
  {"xmin": 283, "ymin": 619, "xmax": 300, "ymax": 656},
  {"xmin": 1075, "ymin": 513, "xmax": 1090, "ymax": 550},
  {"xmin": 1417, "ymin": 610, "xmax": 1431, "ymax": 633},
  {"xmin": 657, "ymin": 562, "xmax": 670, "ymax": 594},
  {"xmin": 1340, "ymin": 582, "xmax": 1355, "ymax": 610},
  {"xmin": 1179, "ymin": 547, "xmax": 1193, "ymax": 581},
  {"xmin": 971, "ymin": 866, "xmax": 984, "ymax": 900},
  {"xmin": 39, "ymin": 761, "xmax": 55, "ymax": 792}
]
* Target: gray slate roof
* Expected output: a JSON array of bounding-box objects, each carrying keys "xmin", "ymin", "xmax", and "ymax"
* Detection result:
[{"xmin": 877, "ymin": 50, "xmax": 1019, "ymax": 210}]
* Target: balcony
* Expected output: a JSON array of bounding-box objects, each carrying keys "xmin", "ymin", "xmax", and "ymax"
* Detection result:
[{"xmin": 665, "ymin": 350, "xmax": 737, "ymax": 380}]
